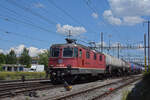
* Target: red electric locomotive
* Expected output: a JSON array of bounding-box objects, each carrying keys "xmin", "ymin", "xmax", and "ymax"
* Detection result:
[
  {"xmin": 47, "ymin": 38, "xmax": 142, "ymax": 84},
  {"xmin": 48, "ymin": 38, "xmax": 106, "ymax": 84}
]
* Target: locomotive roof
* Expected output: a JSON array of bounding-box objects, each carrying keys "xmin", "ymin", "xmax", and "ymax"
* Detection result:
[
  {"xmin": 51, "ymin": 43, "xmax": 104, "ymax": 54},
  {"xmin": 51, "ymin": 43, "xmax": 90, "ymax": 49}
]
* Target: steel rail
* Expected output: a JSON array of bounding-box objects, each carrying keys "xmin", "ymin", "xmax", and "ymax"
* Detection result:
[{"xmin": 91, "ymin": 77, "xmax": 141, "ymax": 100}]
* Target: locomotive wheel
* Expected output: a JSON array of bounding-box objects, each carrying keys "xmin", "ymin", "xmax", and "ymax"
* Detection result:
[{"xmin": 50, "ymin": 76, "xmax": 62, "ymax": 84}]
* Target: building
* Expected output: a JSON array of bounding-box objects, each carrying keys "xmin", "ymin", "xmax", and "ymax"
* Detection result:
[
  {"xmin": 31, "ymin": 57, "xmax": 39, "ymax": 64},
  {"xmin": 2, "ymin": 64, "xmax": 26, "ymax": 72}
]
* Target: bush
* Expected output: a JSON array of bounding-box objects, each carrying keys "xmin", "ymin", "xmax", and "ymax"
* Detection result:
[
  {"xmin": 0, "ymin": 65, "xmax": 3, "ymax": 71},
  {"xmin": 143, "ymin": 71, "xmax": 150, "ymax": 81},
  {"xmin": 0, "ymin": 72, "xmax": 46, "ymax": 80}
]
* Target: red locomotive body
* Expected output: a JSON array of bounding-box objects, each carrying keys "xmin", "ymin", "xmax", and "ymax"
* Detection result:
[{"xmin": 48, "ymin": 42, "xmax": 106, "ymax": 83}]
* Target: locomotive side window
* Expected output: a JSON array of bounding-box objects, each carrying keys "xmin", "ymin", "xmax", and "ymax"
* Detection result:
[
  {"xmin": 50, "ymin": 48, "xmax": 60, "ymax": 57},
  {"xmin": 94, "ymin": 53, "xmax": 97, "ymax": 60},
  {"xmin": 86, "ymin": 51, "xmax": 90, "ymax": 59},
  {"xmin": 74, "ymin": 48, "xmax": 78, "ymax": 57},
  {"xmin": 63, "ymin": 47, "xmax": 73, "ymax": 57},
  {"xmin": 99, "ymin": 55, "xmax": 102, "ymax": 61},
  {"xmin": 79, "ymin": 49, "xmax": 82, "ymax": 58}
]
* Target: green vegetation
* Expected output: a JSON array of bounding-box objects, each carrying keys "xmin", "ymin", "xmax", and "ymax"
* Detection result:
[
  {"xmin": 25, "ymin": 97, "xmax": 29, "ymax": 100},
  {"xmin": 19, "ymin": 48, "xmax": 31, "ymax": 68},
  {"xmin": 0, "ymin": 65, "xmax": 3, "ymax": 71},
  {"xmin": 6, "ymin": 50, "xmax": 17, "ymax": 64},
  {"xmin": 0, "ymin": 48, "xmax": 50, "ymax": 69},
  {"xmin": 42, "ymin": 94, "xmax": 46, "ymax": 96},
  {"xmin": 0, "ymin": 53, "xmax": 6, "ymax": 64},
  {"xmin": 122, "ymin": 88, "xmax": 130, "ymax": 100},
  {"xmin": 38, "ymin": 50, "xmax": 50, "ymax": 69},
  {"xmin": 0, "ymin": 72, "xmax": 46, "ymax": 80}
]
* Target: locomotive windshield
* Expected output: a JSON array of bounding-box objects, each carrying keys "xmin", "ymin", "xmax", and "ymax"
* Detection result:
[
  {"xmin": 63, "ymin": 47, "xmax": 73, "ymax": 57},
  {"xmin": 50, "ymin": 48, "xmax": 60, "ymax": 57}
]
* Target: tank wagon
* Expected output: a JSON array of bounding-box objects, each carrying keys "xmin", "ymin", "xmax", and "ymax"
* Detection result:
[
  {"xmin": 47, "ymin": 39, "xmax": 140, "ymax": 84},
  {"xmin": 130, "ymin": 63, "xmax": 143, "ymax": 74},
  {"xmin": 104, "ymin": 54, "xmax": 130, "ymax": 76}
]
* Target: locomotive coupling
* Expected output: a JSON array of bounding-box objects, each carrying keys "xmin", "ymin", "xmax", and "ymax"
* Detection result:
[{"xmin": 67, "ymin": 64, "xmax": 72, "ymax": 69}]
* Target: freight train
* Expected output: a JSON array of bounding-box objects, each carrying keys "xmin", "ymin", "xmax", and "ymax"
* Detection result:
[{"xmin": 47, "ymin": 38, "xmax": 143, "ymax": 84}]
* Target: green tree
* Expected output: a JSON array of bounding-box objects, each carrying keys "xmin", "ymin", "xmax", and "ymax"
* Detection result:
[
  {"xmin": 6, "ymin": 50, "xmax": 17, "ymax": 64},
  {"xmin": 38, "ymin": 50, "xmax": 50, "ymax": 69},
  {"xmin": 0, "ymin": 53, "xmax": 6, "ymax": 64},
  {"xmin": 19, "ymin": 48, "xmax": 31, "ymax": 68}
]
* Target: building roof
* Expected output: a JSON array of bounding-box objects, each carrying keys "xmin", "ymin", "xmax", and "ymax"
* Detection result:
[{"xmin": 2, "ymin": 64, "xmax": 26, "ymax": 67}]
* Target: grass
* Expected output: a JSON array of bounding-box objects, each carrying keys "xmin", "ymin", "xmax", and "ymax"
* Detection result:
[
  {"xmin": 122, "ymin": 88, "xmax": 130, "ymax": 100},
  {"xmin": 0, "ymin": 72, "xmax": 46, "ymax": 80}
]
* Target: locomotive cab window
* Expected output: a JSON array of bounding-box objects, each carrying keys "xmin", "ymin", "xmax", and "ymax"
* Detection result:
[
  {"xmin": 63, "ymin": 47, "xmax": 73, "ymax": 57},
  {"xmin": 94, "ymin": 53, "xmax": 97, "ymax": 60},
  {"xmin": 79, "ymin": 49, "xmax": 82, "ymax": 58},
  {"xmin": 74, "ymin": 48, "xmax": 78, "ymax": 57},
  {"xmin": 50, "ymin": 48, "xmax": 60, "ymax": 57},
  {"xmin": 86, "ymin": 51, "xmax": 90, "ymax": 59},
  {"xmin": 99, "ymin": 55, "xmax": 102, "ymax": 61}
]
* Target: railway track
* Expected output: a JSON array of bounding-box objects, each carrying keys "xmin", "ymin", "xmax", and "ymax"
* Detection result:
[
  {"xmin": 0, "ymin": 80, "xmax": 61, "ymax": 98},
  {"xmin": 0, "ymin": 78, "xmax": 48, "ymax": 83},
  {"xmin": 47, "ymin": 75, "xmax": 142, "ymax": 100}
]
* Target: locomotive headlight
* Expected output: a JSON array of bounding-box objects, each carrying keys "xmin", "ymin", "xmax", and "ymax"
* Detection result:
[{"xmin": 50, "ymin": 65, "xmax": 54, "ymax": 68}]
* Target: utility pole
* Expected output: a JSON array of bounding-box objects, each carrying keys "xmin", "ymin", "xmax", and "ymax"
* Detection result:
[
  {"xmin": 101, "ymin": 32, "xmax": 103, "ymax": 53},
  {"xmin": 144, "ymin": 21, "xmax": 150, "ymax": 71},
  {"xmin": 117, "ymin": 42, "xmax": 120, "ymax": 58},
  {"xmin": 148, "ymin": 21, "xmax": 150, "ymax": 71},
  {"xmin": 144, "ymin": 33, "xmax": 147, "ymax": 72},
  {"xmin": 108, "ymin": 34, "xmax": 112, "ymax": 54}
]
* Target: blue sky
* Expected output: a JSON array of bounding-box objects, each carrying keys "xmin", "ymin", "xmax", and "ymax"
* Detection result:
[{"xmin": 0, "ymin": 0, "xmax": 148, "ymax": 60}]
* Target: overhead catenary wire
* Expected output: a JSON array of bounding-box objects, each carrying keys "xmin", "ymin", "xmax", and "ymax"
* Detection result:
[
  {"xmin": 0, "ymin": 6, "xmax": 92, "ymax": 47},
  {"xmin": 47, "ymin": 0, "xmax": 97, "ymax": 34},
  {"xmin": 0, "ymin": 37, "xmax": 41, "ymax": 48},
  {"xmin": 84, "ymin": 0, "xmax": 122, "ymax": 39},
  {"xmin": 33, "ymin": 0, "xmax": 67, "ymax": 24},
  {"xmin": 5, "ymin": 0, "xmax": 95, "ymax": 43},
  {"xmin": 6, "ymin": 0, "xmax": 57, "ymax": 25},
  {"xmin": 0, "ymin": 29, "xmax": 49, "ymax": 44},
  {"xmin": 84, "ymin": 0, "xmax": 98, "ymax": 14},
  {"xmin": 0, "ymin": 4, "xmax": 36, "ymax": 25},
  {"xmin": 0, "ymin": 15, "xmax": 56, "ymax": 34}
]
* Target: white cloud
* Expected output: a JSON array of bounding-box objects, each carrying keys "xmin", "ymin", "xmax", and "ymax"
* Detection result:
[
  {"xmin": 91, "ymin": 12, "xmax": 98, "ymax": 19},
  {"xmin": 2, "ymin": 44, "xmax": 46, "ymax": 57},
  {"xmin": 28, "ymin": 47, "xmax": 46, "ymax": 57},
  {"xmin": 0, "ymin": 49, "xmax": 3, "ymax": 53},
  {"xmin": 109, "ymin": 0, "xmax": 150, "ymax": 17},
  {"xmin": 123, "ymin": 16, "xmax": 144, "ymax": 25},
  {"xmin": 33, "ymin": 2, "xmax": 45, "ymax": 8},
  {"xmin": 103, "ymin": 0, "xmax": 148, "ymax": 25},
  {"xmin": 103, "ymin": 10, "xmax": 122, "ymax": 25},
  {"xmin": 56, "ymin": 24, "xmax": 87, "ymax": 36},
  {"xmin": 10, "ymin": 45, "xmax": 25, "ymax": 56}
]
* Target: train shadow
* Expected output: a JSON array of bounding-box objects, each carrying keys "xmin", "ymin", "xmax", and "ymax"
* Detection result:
[
  {"xmin": 71, "ymin": 78, "xmax": 102, "ymax": 85},
  {"xmin": 126, "ymin": 74, "xmax": 150, "ymax": 100}
]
